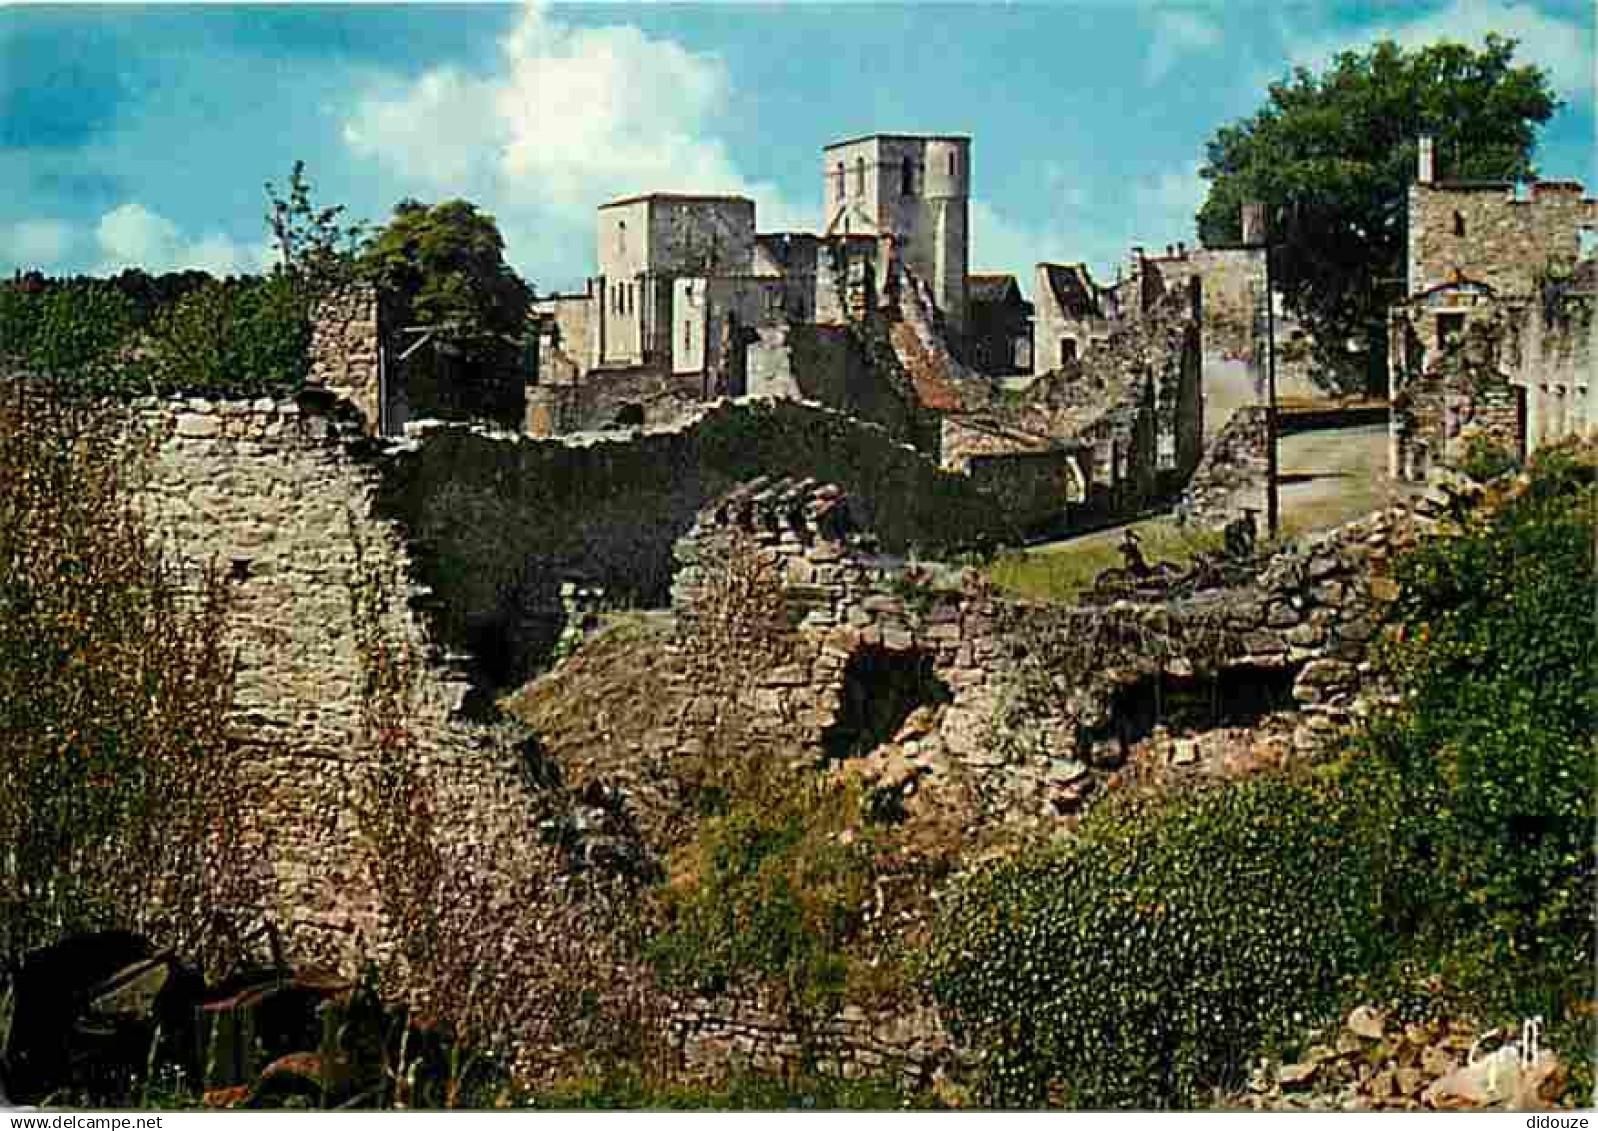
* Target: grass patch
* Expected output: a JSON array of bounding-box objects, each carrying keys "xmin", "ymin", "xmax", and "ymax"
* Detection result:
[{"xmin": 984, "ymin": 519, "xmax": 1223, "ymax": 603}]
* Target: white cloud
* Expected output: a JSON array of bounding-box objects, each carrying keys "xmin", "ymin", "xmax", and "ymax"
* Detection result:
[
  {"xmin": 341, "ymin": 0, "xmax": 804, "ymax": 289},
  {"xmin": 1145, "ymin": 10, "xmax": 1223, "ymax": 84},
  {"xmin": 1281, "ymin": 0, "xmax": 1593, "ymax": 105},
  {"xmin": 2, "ymin": 219, "xmax": 75, "ymax": 269},
  {"xmin": 94, "ymin": 202, "xmax": 270, "ymax": 276}
]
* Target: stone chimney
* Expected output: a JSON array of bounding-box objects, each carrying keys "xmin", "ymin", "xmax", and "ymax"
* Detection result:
[
  {"xmin": 1241, "ymin": 202, "xmax": 1266, "ymax": 247},
  {"xmin": 1418, "ymin": 136, "xmax": 1435, "ymax": 185}
]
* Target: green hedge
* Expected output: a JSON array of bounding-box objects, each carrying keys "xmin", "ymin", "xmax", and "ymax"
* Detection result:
[
  {"xmin": 921, "ymin": 771, "xmax": 1401, "ymax": 1108},
  {"xmin": 1, "ymin": 274, "xmax": 310, "ymax": 399}
]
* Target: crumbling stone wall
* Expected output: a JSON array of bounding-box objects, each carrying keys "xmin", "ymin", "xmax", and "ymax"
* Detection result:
[
  {"xmin": 308, "ymin": 284, "xmax": 388, "ymax": 433},
  {"xmin": 127, "ymin": 395, "xmax": 543, "ymax": 972},
  {"xmin": 1011, "ymin": 283, "xmax": 1202, "ymax": 512},
  {"xmin": 668, "ymin": 991, "xmax": 958, "ymax": 1087},
  {"xmin": 527, "ymin": 479, "xmax": 1409, "ymax": 836},
  {"xmin": 746, "ymin": 321, "xmax": 921, "ymax": 445},
  {"xmin": 1138, "ymin": 244, "xmax": 1264, "ymax": 364},
  {"xmin": 1512, "ymin": 277, "xmax": 1596, "ymax": 454},
  {"xmin": 1178, "ymin": 404, "xmax": 1269, "ymax": 530},
  {"xmin": 375, "ymin": 398, "xmax": 1043, "ymax": 689}
]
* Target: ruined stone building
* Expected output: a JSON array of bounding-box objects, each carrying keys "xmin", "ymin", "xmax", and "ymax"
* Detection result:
[
  {"xmin": 1034, "ymin": 234, "xmax": 1265, "ymax": 382},
  {"xmin": 513, "ymin": 128, "xmax": 1221, "ymax": 535},
  {"xmin": 966, "ymin": 274, "xmax": 1034, "ymax": 375},
  {"xmin": 821, "ymin": 134, "xmax": 971, "ymax": 337},
  {"xmin": 527, "ymin": 132, "xmax": 982, "ymax": 438},
  {"xmin": 1389, "ymin": 137, "xmax": 1597, "ymax": 480}
]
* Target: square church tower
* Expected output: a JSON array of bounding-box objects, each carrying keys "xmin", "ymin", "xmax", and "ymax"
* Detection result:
[{"xmin": 822, "ymin": 134, "xmax": 970, "ymax": 336}]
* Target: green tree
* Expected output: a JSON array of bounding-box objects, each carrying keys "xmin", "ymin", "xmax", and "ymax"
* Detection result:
[
  {"xmin": 1196, "ymin": 35, "xmax": 1559, "ymax": 394},
  {"xmin": 265, "ymin": 159, "xmax": 367, "ymax": 300},
  {"xmin": 359, "ymin": 199, "xmax": 532, "ymax": 423},
  {"xmin": 359, "ymin": 198, "xmax": 530, "ymax": 349}
]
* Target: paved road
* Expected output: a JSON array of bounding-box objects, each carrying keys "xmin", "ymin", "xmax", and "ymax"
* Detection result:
[{"xmin": 1277, "ymin": 422, "xmax": 1395, "ymax": 534}]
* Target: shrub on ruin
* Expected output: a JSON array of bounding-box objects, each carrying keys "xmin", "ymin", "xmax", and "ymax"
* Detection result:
[
  {"xmin": 1457, "ymin": 435, "xmax": 1521, "ymax": 483},
  {"xmin": 0, "ymin": 280, "xmax": 145, "ymax": 395},
  {"xmin": 921, "ymin": 771, "xmax": 1400, "ymax": 1108},
  {"xmin": 343, "ymin": 528, "xmax": 664, "ymax": 1098},
  {"xmin": 1362, "ymin": 438, "xmax": 1595, "ymax": 1017},
  {"xmin": 0, "ymin": 384, "xmax": 257, "ymax": 971}
]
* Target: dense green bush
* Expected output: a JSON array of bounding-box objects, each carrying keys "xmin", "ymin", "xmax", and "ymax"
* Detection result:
[
  {"xmin": 1, "ymin": 273, "xmax": 312, "ymax": 399},
  {"xmin": 1458, "ymin": 434, "xmax": 1521, "ymax": 482},
  {"xmin": 1363, "ymin": 440, "xmax": 1595, "ymax": 1016},
  {"xmin": 922, "ymin": 772, "xmax": 1401, "ymax": 1108},
  {"xmin": 0, "ymin": 281, "xmax": 143, "ymax": 394},
  {"xmin": 0, "ymin": 386, "xmax": 254, "ymax": 970},
  {"xmin": 142, "ymin": 275, "xmax": 310, "ymax": 398}
]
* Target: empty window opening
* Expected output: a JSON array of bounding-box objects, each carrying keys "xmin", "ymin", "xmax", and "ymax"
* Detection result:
[
  {"xmin": 1437, "ymin": 311, "xmax": 1466, "ymax": 349},
  {"xmin": 901, "ymin": 156, "xmax": 915, "ymax": 196},
  {"xmin": 947, "ymin": 150, "xmax": 956, "ymax": 177},
  {"xmin": 854, "ymin": 156, "xmax": 867, "ymax": 197},
  {"xmin": 1452, "ymin": 211, "xmax": 1466, "ymax": 238},
  {"xmin": 823, "ymin": 646, "xmax": 952, "ymax": 762},
  {"xmin": 833, "ymin": 162, "xmax": 845, "ymax": 201},
  {"xmin": 1060, "ymin": 337, "xmax": 1078, "ymax": 364}
]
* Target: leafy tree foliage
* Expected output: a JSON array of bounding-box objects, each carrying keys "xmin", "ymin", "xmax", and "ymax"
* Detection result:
[
  {"xmin": 0, "ymin": 280, "xmax": 142, "ymax": 394},
  {"xmin": 1197, "ymin": 36, "xmax": 1559, "ymax": 394},
  {"xmin": 359, "ymin": 198, "xmax": 530, "ymax": 349},
  {"xmin": 359, "ymin": 198, "xmax": 532, "ymax": 423},
  {"xmin": 265, "ymin": 159, "xmax": 368, "ymax": 301}
]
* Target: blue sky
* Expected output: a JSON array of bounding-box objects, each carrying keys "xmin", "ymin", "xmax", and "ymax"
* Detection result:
[{"xmin": 2, "ymin": 1, "xmax": 1593, "ymax": 296}]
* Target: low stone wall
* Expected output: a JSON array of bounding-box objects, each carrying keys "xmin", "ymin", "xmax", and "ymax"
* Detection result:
[
  {"xmin": 522, "ymin": 477, "xmax": 1411, "ymax": 841},
  {"xmin": 668, "ymin": 992, "xmax": 959, "ymax": 1086}
]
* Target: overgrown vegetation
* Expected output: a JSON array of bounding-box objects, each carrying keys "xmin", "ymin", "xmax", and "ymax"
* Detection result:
[
  {"xmin": 526, "ymin": 1066, "xmax": 938, "ymax": 1110},
  {"xmin": 1359, "ymin": 440, "xmax": 1595, "ymax": 1077},
  {"xmin": 926, "ymin": 440, "xmax": 1596, "ymax": 1107},
  {"xmin": 647, "ymin": 772, "xmax": 881, "ymax": 1017},
  {"xmin": 0, "ymin": 382, "xmax": 256, "ymax": 975}
]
